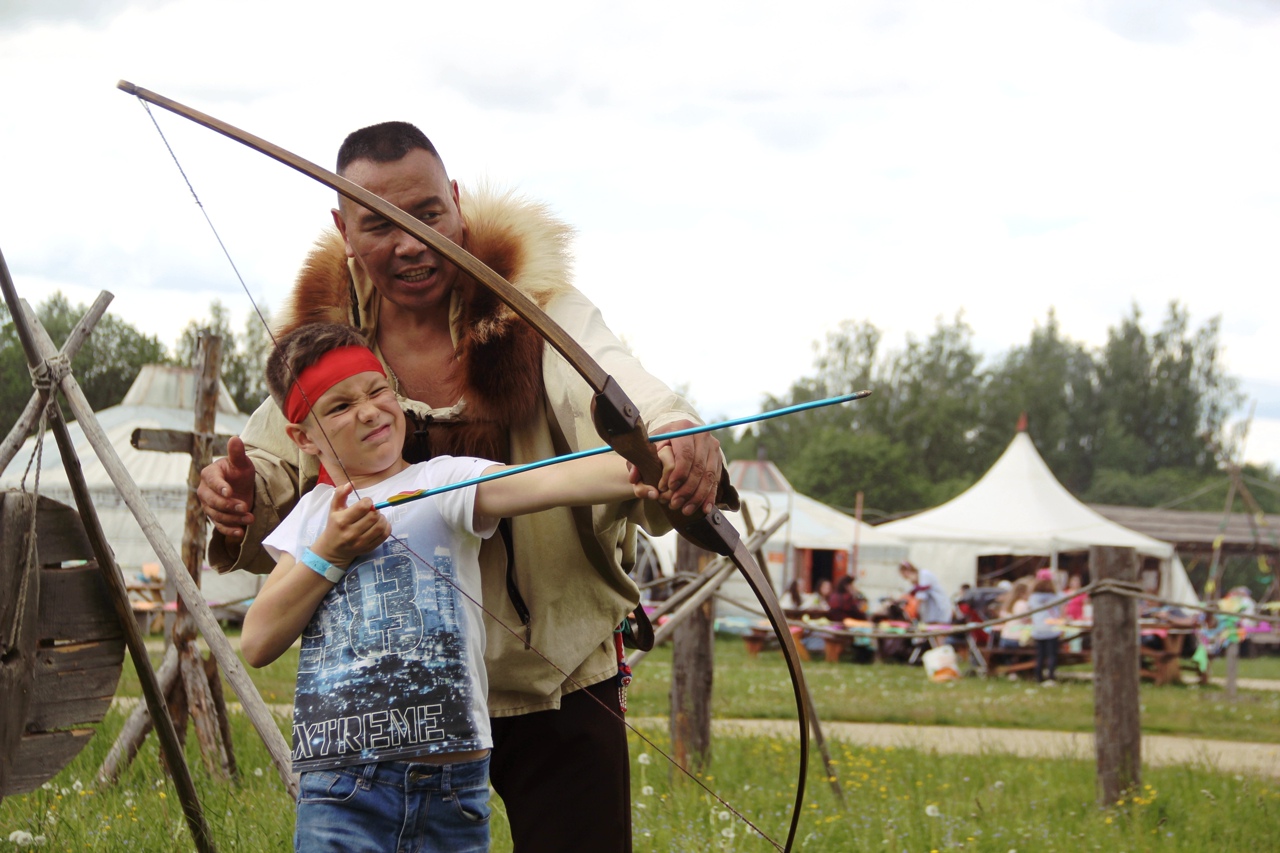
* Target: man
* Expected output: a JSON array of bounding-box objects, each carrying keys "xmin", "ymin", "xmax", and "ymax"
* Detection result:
[{"xmin": 199, "ymin": 122, "xmax": 733, "ymax": 852}]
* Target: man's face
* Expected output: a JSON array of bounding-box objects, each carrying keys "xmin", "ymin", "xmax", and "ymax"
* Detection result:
[{"xmin": 333, "ymin": 148, "xmax": 466, "ymax": 316}]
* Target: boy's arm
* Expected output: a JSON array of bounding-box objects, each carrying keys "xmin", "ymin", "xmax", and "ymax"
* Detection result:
[
  {"xmin": 475, "ymin": 449, "xmax": 671, "ymax": 521},
  {"xmin": 240, "ymin": 484, "xmax": 390, "ymax": 667}
]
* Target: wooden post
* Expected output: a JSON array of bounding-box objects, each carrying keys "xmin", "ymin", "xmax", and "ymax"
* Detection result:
[
  {"xmin": 851, "ymin": 491, "xmax": 863, "ymax": 580},
  {"xmin": 1224, "ymin": 639, "xmax": 1240, "ymax": 703},
  {"xmin": 102, "ymin": 333, "xmax": 240, "ymax": 783},
  {"xmin": 1091, "ymin": 545, "xmax": 1141, "ymax": 806},
  {"xmin": 175, "ymin": 334, "xmax": 236, "ymax": 779},
  {"xmin": 670, "ymin": 536, "xmax": 714, "ymax": 775}
]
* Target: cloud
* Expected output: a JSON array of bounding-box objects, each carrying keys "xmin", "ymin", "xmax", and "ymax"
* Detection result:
[
  {"xmin": 0, "ymin": 0, "xmax": 181, "ymax": 32},
  {"xmin": 1085, "ymin": 0, "xmax": 1280, "ymax": 45}
]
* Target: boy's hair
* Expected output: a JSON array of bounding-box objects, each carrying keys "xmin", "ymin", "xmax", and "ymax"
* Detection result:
[
  {"xmin": 1032, "ymin": 577, "xmax": 1057, "ymax": 594},
  {"xmin": 265, "ymin": 323, "xmax": 373, "ymax": 410}
]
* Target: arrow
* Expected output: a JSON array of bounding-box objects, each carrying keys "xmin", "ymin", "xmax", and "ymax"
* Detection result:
[{"xmin": 373, "ymin": 389, "xmax": 871, "ymax": 509}]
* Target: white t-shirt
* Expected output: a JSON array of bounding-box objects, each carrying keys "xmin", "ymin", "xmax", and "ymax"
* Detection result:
[{"xmin": 263, "ymin": 456, "xmax": 499, "ymax": 772}]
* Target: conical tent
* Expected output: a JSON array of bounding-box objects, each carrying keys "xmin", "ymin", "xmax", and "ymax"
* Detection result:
[
  {"xmin": 878, "ymin": 429, "xmax": 1197, "ymax": 604},
  {"xmin": 0, "ymin": 365, "xmax": 261, "ymax": 613},
  {"xmin": 638, "ymin": 459, "xmax": 909, "ymax": 614}
]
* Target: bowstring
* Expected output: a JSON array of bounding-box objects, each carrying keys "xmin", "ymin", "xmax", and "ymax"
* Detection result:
[{"xmin": 136, "ymin": 100, "xmax": 787, "ymax": 851}]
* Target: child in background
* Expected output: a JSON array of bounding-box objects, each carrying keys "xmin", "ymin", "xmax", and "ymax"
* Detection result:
[
  {"xmin": 996, "ymin": 579, "xmax": 1033, "ymax": 649},
  {"xmin": 1063, "ymin": 574, "xmax": 1088, "ymax": 621},
  {"xmin": 1028, "ymin": 568, "xmax": 1063, "ymax": 685},
  {"xmin": 239, "ymin": 324, "xmax": 669, "ymax": 853}
]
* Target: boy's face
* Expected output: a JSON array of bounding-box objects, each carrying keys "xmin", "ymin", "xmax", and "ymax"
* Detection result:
[{"xmin": 287, "ymin": 370, "xmax": 407, "ymax": 486}]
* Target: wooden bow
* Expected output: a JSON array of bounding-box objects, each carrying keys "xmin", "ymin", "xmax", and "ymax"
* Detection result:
[{"xmin": 118, "ymin": 80, "xmax": 812, "ymax": 852}]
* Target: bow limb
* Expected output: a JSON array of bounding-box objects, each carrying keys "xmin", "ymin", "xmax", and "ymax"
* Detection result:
[{"xmin": 119, "ymin": 80, "xmax": 811, "ymax": 851}]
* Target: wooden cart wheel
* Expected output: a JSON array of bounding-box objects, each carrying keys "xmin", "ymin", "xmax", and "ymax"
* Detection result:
[{"xmin": 1, "ymin": 492, "xmax": 124, "ymax": 799}]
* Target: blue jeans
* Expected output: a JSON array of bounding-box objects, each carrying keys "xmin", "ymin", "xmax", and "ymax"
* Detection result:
[{"xmin": 294, "ymin": 756, "xmax": 490, "ymax": 853}]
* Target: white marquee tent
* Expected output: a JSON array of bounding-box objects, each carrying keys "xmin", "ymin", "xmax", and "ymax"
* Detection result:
[
  {"xmin": 878, "ymin": 428, "xmax": 1197, "ymax": 605},
  {"xmin": 0, "ymin": 365, "xmax": 262, "ymax": 613},
  {"xmin": 638, "ymin": 459, "xmax": 909, "ymax": 614}
]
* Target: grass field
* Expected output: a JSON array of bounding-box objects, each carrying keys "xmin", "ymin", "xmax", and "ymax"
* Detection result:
[
  {"xmin": 117, "ymin": 634, "xmax": 1280, "ymax": 744},
  {"xmin": 3, "ymin": 707, "xmax": 1278, "ymax": 852},
  {"xmin": 33, "ymin": 631, "xmax": 1271, "ymax": 851}
]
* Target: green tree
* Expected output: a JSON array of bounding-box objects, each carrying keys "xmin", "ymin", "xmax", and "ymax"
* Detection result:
[
  {"xmin": 785, "ymin": 429, "xmax": 938, "ymax": 520},
  {"xmin": 978, "ymin": 310, "xmax": 1099, "ymax": 492},
  {"xmin": 175, "ymin": 300, "xmax": 272, "ymax": 415},
  {"xmin": 735, "ymin": 316, "xmax": 986, "ymax": 515},
  {"xmin": 0, "ymin": 294, "xmax": 168, "ymax": 442},
  {"xmin": 1094, "ymin": 302, "xmax": 1241, "ymax": 475},
  {"xmin": 879, "ymin": 313, "xmax": 985, "ymax": 484}
]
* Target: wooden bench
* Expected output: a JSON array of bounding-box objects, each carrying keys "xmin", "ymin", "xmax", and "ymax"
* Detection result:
[
  {"xmin": 985, "ymin": 644, "xmax": 1091, "ymax": 678},
  {"xmin": 742, "ymin": 626, "xmax": 810, "ymax": 661}
]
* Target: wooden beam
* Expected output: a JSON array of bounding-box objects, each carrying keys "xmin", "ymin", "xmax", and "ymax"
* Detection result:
[{"xmin": 131, "ymin": 428, "xmax": 232, "ymax": 458}]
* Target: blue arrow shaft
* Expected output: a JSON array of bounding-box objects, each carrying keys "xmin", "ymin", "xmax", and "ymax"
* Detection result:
[{"xmin": 372, "ymin": 389, "xmax": 870, "ymax": 510}]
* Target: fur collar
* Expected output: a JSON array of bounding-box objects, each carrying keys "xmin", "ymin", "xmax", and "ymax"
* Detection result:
[{"xmin": 276, "ymin": 185, "xmax": 574, "ymax": 463}]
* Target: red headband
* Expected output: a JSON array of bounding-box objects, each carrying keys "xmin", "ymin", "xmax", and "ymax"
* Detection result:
[{"xmin": 284, "ymin": 346, "xmax": 386, "ymax": 424}]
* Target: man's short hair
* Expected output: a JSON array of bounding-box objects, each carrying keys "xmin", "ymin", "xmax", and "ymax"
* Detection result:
[
  {"xmin": 265, "ymin": 323, "xmax": 373, "ymax": 411},
  {"xmin": 336, "ymin": 121, "xmax": 443, "ymax": 175}
]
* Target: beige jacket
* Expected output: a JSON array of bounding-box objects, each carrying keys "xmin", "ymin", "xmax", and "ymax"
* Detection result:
[{"xmin": 210, "ymin": 186, "xmax": 711, "ymax": 714}]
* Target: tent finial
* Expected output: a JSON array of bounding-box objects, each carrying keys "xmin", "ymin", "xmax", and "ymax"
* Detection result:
[{"xmin": 1016, "ymin": 412, "xmax": 1028, "ymax": 433}]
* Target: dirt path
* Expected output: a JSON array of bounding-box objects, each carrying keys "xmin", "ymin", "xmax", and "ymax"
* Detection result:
[
  {"xmin": 693, "ymin": 718, "xmax": 1280, "ymax": 780},
  {"xmin": 113, "ymin": 693, "xmax": 1279, "ymax": 779}
]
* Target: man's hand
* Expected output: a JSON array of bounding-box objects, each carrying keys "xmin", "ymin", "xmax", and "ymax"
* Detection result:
[
  {"xmin": 650, "ymin": 420, "xmax": 722, "ymax": 517},
  {"xmin": 197, "ymin": 436, "xmax": 257, "ymax": 539},
  {"xmin": 311, "ymin": 483, "xmax": 390, "ymax": 567}
]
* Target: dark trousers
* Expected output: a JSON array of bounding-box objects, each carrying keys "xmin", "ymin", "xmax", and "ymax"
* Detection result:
[
  {"xmin": 1035, "ymin": 637, "xmax": 1059, "ymax": 682},
  {"xmin": 490, "ymin": 678, "xmax": 632, "ymax": 853}
]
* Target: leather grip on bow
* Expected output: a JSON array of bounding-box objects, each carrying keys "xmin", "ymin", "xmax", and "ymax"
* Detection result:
[{"xmin": 591, "ymin": 378, "xmax": 738, "ymax": 555}]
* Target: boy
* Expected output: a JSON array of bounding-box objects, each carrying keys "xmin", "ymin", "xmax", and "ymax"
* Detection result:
[{"xmin": 240, "ymin": 323, "xmax": 669, "ymax": 853}]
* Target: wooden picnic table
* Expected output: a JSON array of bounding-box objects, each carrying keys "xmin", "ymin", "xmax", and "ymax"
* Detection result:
[
  {"xmin": 1138, "ymin": 623, "xmax": 1205, "ymax": 686},
  {"xmin": 985, "ymin": 621, "xmax": 1204, "ymax": 685}
]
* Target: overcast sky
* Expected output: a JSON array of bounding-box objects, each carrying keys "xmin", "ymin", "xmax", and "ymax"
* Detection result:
[{"xmin": 2, "ymin": 0, "xmax": 1278, "ymax": 471}]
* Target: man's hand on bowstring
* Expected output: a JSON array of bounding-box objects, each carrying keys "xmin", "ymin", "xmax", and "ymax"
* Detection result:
[
  {"xmin": 650, "ymin": 419, "xmax": 722, "ymax": 517},
  {"xmin": 198, "ymin": 435, "xmax": 257, "ymax": 538}
]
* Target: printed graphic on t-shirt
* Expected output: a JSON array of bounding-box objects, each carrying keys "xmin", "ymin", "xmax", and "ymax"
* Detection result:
[{"xmin": 290, "ymin": 538, "xmax": 479, "ymax": 771}]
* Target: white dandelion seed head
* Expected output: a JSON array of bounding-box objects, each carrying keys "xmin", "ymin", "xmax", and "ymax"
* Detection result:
[
  {"xmin": 8, "ymin": 831, "xmax": 34, "ymax": 846},
  {"xmin": 641, "ymin": 786, "xmax": 654, "ymax": 796},
  {"xmin": 254, "ymin": 768, "xmax": 264, "ymax": 777},
  {"xmin": 721, "ymin": 827, "xmax": 736, "ymax": 839},
  {"xmin": 71, "ymin": 780, "xmax": 83, "ymax": 792},
  {"xmin": 926, "ymin": 804, "xmax": 941, "ymax": 817},
  {"xmin": 718, "ymin": 810, "xmax": 731, "ymax": 821},
  {"xmin": 637, "ymin": 753, "xmax": 652, "ymax": 765}
]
